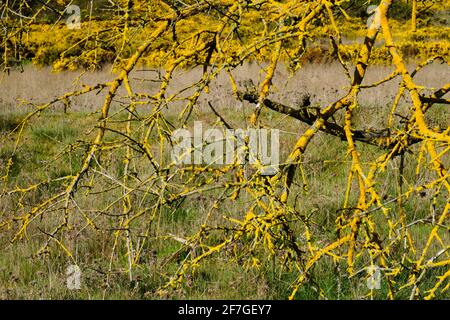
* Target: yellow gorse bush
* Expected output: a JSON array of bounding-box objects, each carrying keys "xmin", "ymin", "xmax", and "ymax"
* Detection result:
[{"xmin": 0, "ymin": 0, "xmax": 449, "ymax": 299}]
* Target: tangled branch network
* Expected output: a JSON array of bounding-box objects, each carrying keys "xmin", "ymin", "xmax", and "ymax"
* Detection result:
[{"xmin": 0, "ymin": 0, "xmax": 449, "ymax": 299}]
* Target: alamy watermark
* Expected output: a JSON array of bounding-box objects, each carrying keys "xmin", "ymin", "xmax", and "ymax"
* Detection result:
[
  {"xmin": 366, "ymin": 4, "xmax": 382, "ymax": 30},
  {"xmin": 66, "ymin": 264, "xmax": 81, "ymax": 290},
  {"xmin": 171, "ymin": 122, "xmax": 280, "ymax": 175},
  {"xmin": 366, "ymin": 265, "xmax": 381, "ymax": 290},
  {"xmin": 66, "ymin": 5, "xmax": 81, "ymax": 30}
]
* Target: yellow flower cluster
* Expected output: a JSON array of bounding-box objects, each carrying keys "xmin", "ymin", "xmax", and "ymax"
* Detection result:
[{"xmin": 15, "ymin": 4, "xmax": 450, "ymax": 70}]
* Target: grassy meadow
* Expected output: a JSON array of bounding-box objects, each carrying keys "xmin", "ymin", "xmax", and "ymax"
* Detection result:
[{"xmin": 1, "ymin": 62, "xmax": 449, "ymax": 299}]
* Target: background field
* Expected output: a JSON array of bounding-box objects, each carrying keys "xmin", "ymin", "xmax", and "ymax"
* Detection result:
[{"xmin": 1, "ymin": 0, "xmax": 450, "ymax": 300}]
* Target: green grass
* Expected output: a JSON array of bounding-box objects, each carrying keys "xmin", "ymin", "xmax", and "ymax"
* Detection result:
[{"xmin": 0, "ymin": 78, "xmax": 448, "ymax": 300}]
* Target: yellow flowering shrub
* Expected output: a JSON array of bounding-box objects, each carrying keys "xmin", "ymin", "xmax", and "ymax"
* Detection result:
[{"xmin": 1, "ymin": 0, "xmax": 449, "ymax": 300}]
